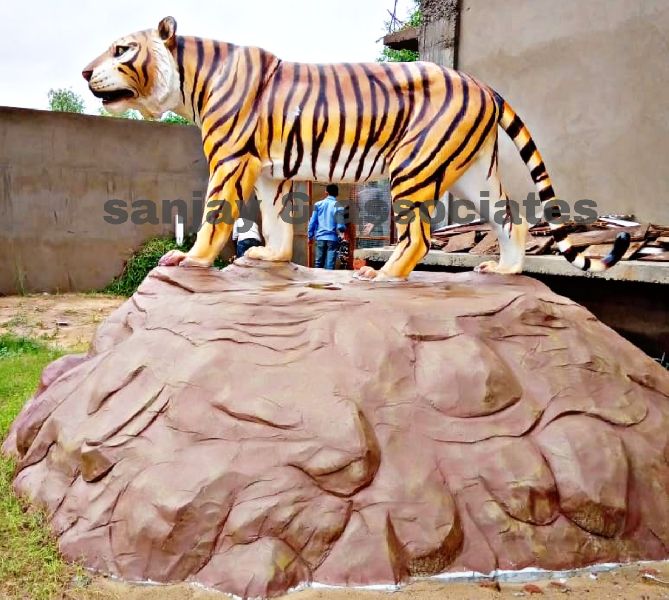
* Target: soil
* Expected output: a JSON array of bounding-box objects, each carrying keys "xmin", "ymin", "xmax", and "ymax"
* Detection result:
[
  {"xmin": 70, "ymin": 561, "xmax": 669, "ymax": 599},
  {"xmin": 2, "ymin": 291, "xmax": 668, "ymax": 599},
  {"xmin": 0, "ymin": 293, "xmax": 124, "ymax": 351}
]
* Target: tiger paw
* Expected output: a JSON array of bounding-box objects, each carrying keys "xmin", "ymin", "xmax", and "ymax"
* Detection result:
[
  {"xmin": 353, "ymin": 266, "xmax": 379, "ymax": 280},
  {"xmin": 245, "ymin": 246, "xmax": 290, "ymax": 262},
  {"xmin": 180, "ymin": 256, "xmax": 213, "ymax": 268},
  {"xmin": 474, "ymin": 260, "xmax": 522, "ymax": 275},
  {"xmin": 158, "ymin": 250, "xmax": 211, "ymax": 268},
  {"xmin": 158, "ymin": 249, "xmax": 188, "ymax": 266},
  {"xmin": 353, "ymin": 267, "xmax": 404, "ymax": 282}
]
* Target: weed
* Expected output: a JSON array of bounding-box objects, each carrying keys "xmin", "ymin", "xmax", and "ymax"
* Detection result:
[
  {"xmin": 0, "ymin": 335, "xmax": 79, "ymax": 599},
  {"xmin": 103, "ymin": 234, "xmax": 230, "ymax": 297}
]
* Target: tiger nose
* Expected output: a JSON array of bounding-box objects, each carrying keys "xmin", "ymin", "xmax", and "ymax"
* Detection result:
[{"xmin": 82, "ymin": 68, "xmax": 94, "ymax": 82}]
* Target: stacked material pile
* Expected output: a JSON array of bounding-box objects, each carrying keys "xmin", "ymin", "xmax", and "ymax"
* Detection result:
[{"xmin": 430, "ymin": 216, "xmax": 669, "ymax": 262}]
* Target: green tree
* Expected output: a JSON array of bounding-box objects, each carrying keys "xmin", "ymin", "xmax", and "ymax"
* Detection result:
[
  {"xmin": 378, "ymin": 0, "xmax": 422, "ymax": 63},
  {"xmin": 98, "ymin": 108, "xmax": 191, "ymax": 125},
  {"xmin": 379, "ymin": 47, "xmax": 420, "ymax": 62},
  {"xmin": 98, "ymin": 107, "xmax": 142, "ymax": 119},
  {"xmin": 161, "ymin": 112, "xmax": 191, "ymax": 125},
  {"xmin": 47, "ymin": 88, "xmax": 85, "ymax": 113}
]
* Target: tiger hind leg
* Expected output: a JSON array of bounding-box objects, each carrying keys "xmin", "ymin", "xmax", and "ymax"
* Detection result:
[{"xmin": 449, "ymin": 141, "xmax": 528, "ymax": 274}]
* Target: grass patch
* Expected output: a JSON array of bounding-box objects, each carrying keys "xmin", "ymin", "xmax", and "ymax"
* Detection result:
[
  {"xmin": 103, "ymin": 235, "xmax": 229, "ymax": 297},
  {"xmin": 0, "ymin": 334, "xmax": 78, "ymax": 599}
]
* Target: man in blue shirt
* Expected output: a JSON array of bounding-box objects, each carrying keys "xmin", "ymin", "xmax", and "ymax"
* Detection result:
[{"xmin": 308, "ymin": 184, "xmax": 347, "ymax": 269}]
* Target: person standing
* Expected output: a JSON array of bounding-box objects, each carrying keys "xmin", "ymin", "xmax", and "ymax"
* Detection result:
[
  {"xmin": 308, "ymin": 184, "xmax": 347, "ymax": 269},
  {"xmin": 232, "ymin": 218, "xmax": 262, "ymax": 258}
]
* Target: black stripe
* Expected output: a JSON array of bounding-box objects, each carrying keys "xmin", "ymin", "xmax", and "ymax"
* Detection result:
[
  {"xmin": 602, "ymin": 232, "xmax": 631, "ymax": 267},
  {"xmin": 211, "ymin": 143, "xmax": 257, "ymax": 169},
  {"xmin": 118, "ymin": 64, "xmax": 133, "ymax": 78},
  {"xmin": 551, "ymin": 226, "xmax": 568, "ymax": 242},
  {"xmin": 455, "ymin": 89, "xmax": 499, "ymax": 170},
  {"xmin": 231, "ymin": 52, "xmax": 280, "ymax": 147},
  {"xmin": 283, "ymin": 66, "xmax": 312, "ymax": 178},
  {"xmin": 562, "ymin": 246, "xmax": 578, "ymax": 262},
  {"xmin": 487, "ymin": 140, "xmax": 498, "ymax": 178},
  {"xmin": 418, "ymin": 208, "xmax": 431, "ymax": 251},
  {"xmin": 395, "ymin": 226, "xmax": 412, "ymax": 261},
  {"xmin": 519, "ymin": 138, "xmax": 537, "ymax": 163},
  {"xmin": 197, "ymin": 42, "xmax": 221, "ymax": 115},
  {"xmin": 235, "ymin": 160, "xmax": 249, "ymax": 202},
  {"xmin": 356, "ymin": 65, "xmax": 384, "ymax": 181},
  {"xmin": 392, "ymin": 75, "xmax": 470, "ymax": 198},
  {"xmin": 539, "ymin": 186, "xmax": 555, "ymax": 203},
  {"xmin": 391, "ymin": 62, "xmax": 432, "ymax": 157},
  {"xmin": 492, "ymin": 90, "xmax": 506, "ymax": 111},
  {"xmin": 281, "ymin": 64, "xmax": 300, "ymax": 139},
  {"xmin": 505, "ymin": 114, "xmax": 523, "ymax": 139},
  {"xmin": 200, "ymin": 48, "xmax": 237, "ymax": 124},
  {"xmin": 190, "ymin": 38, "xmax": 205, "ymax": 119},
  {"xmin": 389, "ymin": 65, "xmax": 447, "ymax": 167},
  {"xmin": 383, "ymin": 64, "xmax": 416, "ymax": 168},
  {"xmin": 201, "ymin": 54, "xmax": 240, "ymax": 145},
  {"xmin": 580, "ymin": 257, "xmax": 591, "ymax": 271},
  {"xmin": 364, "ymin": 66, "xmax": 391, "ymax": 179},
  {"xmin": 139, "ymin": 51, "xmax": 150, "ymax": 88},
  {"xmin": 207, "ymin": 162, "xmax": 244, "ymax": 243},
  {"xmin": 176, "ymin": 36, "xmax": 186, "ymax": 103},
  {"xmin": 395, "ymin": 200, "xmax": 421, "ymax": 218},
  {"xmin": 545, "ymin": 201, "xmax": 561, "ymax": 221},
  {"xmin": 371, "ymin": 63, "xmax": 408, "ymax": 175},
  {"xmin": 413, "ymin": 63, "xmax": 432, "ymax": 126},
  {"xmin": 266, "ymin": 62, "xmax": 284, "ymax": 176},
  {"xmin": 208, "ymin": 162, "xmax": 242, "ymax": 199},
  {"xmin": 205, "ymin": 48, "xmax": 255, "ymax": 161},
  {"xmin": 218, "ymin": 46, "xmax": 253, "ymax": 135},
  {"xmin": 329, "ymin": 65, "xmax": 347, "ymax": 180},
  {"xmin": 341, "ymin": 64, "xmax": 364, "ymax": 179},
  {"xmin": 273, "ymin": 180, "xmax": 288, "ymax": 205},
  {"xmin": 121, "ymin": 51, "xmax": 138, "ymax": 70},
  {"xmin": 390, "ymin": 69, "xmax": 457, "ymax": 190},
  {"xmin": 203, "ymin": 43, "xmax": 233, "ymax": 107},
  {"xmin": 530, "ymin": 162, "xmax": 546, "ymax": 181},
  {"xmin": 311, "ymin": 66, "xmax": 329, "ymax": 178}
]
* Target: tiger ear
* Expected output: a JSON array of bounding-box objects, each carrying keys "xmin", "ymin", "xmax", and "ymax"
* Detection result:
[{"xmin": 158, "ymin": 16, "xmax": 177, "ymax": 46}]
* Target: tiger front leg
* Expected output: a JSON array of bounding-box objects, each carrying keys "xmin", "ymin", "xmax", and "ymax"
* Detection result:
[
  {"xmin": 244, "ymin": 177, "xmax": 294, "ymax": 262},
  {"xmin": 159, "ymin": 158, "xmax": 260, "ymax": 267}
]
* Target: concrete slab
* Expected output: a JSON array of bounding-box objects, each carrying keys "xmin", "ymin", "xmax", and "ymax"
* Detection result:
[{"xmin": 355, "ymin": 247, "xmax": 669, "ymax": 285}]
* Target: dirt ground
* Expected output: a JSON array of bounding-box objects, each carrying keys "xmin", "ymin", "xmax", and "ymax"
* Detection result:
[
  {"xmin": 69, "ymin": 562, "xmax": 669, "ymax": 599},
  {"xmin": 3, "ymin": 293, "xmax": 669, "ymax": 599},
  {"xmin": 0, "ymin": 293, "xmax": 124, "ymax": 351}
]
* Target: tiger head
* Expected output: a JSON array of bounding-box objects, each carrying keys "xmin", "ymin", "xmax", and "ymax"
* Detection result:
[{"xmin": 82, "ymin": 17, "xmax": 181, "ymax": 118}]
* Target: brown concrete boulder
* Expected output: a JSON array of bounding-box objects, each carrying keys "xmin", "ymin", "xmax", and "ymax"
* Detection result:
[{"xmin": 4, "ymin": 259, "xmax": 669, "ymax": 597}]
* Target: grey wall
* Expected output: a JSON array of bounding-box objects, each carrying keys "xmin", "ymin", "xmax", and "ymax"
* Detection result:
[
  {"xmin": 457, "ymin": 0, "xmax": 669, "ymax": 224},
  {"xmin": 0, "ymin": 107, "xmax": 209, "ymax": 294}
]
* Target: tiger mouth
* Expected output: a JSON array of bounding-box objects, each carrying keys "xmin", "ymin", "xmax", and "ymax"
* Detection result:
[{"xmin": 91, "ymin": 88, "xmax": 136, "ymax": 104}]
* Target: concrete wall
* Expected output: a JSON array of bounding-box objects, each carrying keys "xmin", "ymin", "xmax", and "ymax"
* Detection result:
[
  {"xmin": 457, "ymin": 0, "xmax": 669, "ymax": 224},
  {"xmin": 0, "ymin": 107, "xmax": 209, "ymax": 294}
]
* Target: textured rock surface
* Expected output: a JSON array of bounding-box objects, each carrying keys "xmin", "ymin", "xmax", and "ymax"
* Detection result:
[{"xmin": 4, "ymin": 259, "xmax": 669, "ymax": 598}]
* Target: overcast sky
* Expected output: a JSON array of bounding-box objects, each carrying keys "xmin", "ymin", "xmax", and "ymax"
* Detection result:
[{"xmin": 0, "ymin": 0, "xmax": 415, "ymax": 113}]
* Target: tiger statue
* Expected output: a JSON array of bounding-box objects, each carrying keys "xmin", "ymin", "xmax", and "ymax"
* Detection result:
[{"xmin": 82, "ymin": 16, "xmax": 630, "ymax": 280}]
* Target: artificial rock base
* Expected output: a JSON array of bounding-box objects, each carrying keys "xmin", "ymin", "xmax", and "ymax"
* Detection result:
[{"xmin": 4, "ymin": 260, "xmax": 669, "ymax": 598}]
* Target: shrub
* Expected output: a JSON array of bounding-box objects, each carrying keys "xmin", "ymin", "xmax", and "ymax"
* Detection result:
[{"xmin": 104, "ymin": 235, "xmax": 229, "ymax": 297}]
